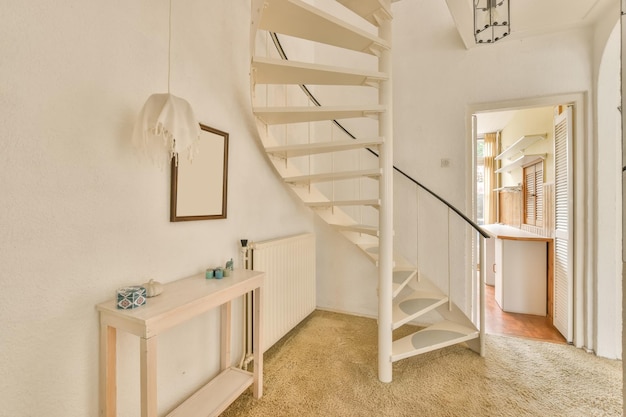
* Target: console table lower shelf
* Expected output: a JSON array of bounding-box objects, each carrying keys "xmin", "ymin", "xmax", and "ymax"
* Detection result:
[
  {"xmin": 97, "ymin": 269, "xmax": 264, "ymax": 417},
  {"xmin": 167, "ymin": 368, "xmax": 253, "ymax": 417}
]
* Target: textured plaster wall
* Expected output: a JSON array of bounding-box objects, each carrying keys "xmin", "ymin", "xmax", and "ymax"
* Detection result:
[
  {"xmin": 391, "ymin": 0, "xmax": 594, "ymax": 313},
  {"xmin": 595, "ymin": 21, "xmax": 622, "ymax": 360},
  {"xmin": 1, "ymin": 1, "xmax": 621, "ymax": 415},
  {"xmin": 0, "ymin": 1, "xmax": 315, "ymax": 416},
  {"xmin": 313, "ymin": 0, "xmax": 622, "ymax": 348},
  {"xmin": 499, "ymin": 107, "xmax": 555, "ymax": 187},
  {"xmin": 390, "ymin": 0, "xmax": 621, "ymax": 358}
]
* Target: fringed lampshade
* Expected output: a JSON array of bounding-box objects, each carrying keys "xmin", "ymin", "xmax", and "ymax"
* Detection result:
[
  {"xmin": 132, "ymin": 93, "xmax": 200, "ymax": 168},
  {"xmin": 131, "ymin": 0, "xmax": 199, "ymax": 168},
  {"xmin": 474, "ymin": 0, "xmax": 510, "ymax": 44}
]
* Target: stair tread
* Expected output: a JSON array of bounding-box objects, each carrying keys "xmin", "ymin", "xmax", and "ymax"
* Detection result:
[
  {"xmin": 392, "ymin": 269, "xmax": 418, "ymax": 297},
  {"xmin": 252, "ymin": 56, "xmax": 387, "ymax": 86},
  {"xmin": 305, "ymin": 199, "xmax": 380, "ymax": 208},
  {"xmin": 358, "ymin": 243, "xmax": 413, "ymax": 267},
  {"xmin": 253, "ymin": 105, "xmax": 386, "ymax": 125},
  {"xmin": 266, "ymin": 138, "xmax": 383, "ymax": 158},
  {"xmin": 337, "ymin": 0, "xmax": 392, "ymax": 26},
  {"xmin": 392, "ymin": 283, "xmax": 448, "ymax": 329},
  {"xmin": 259, "ymin": 0, "xmax": 389, "ymax": 55},
  {"xmin": 331, "ymin": 223, "xmax": 379, "ymax": 236},
  {"xmin": 284, "ymin": 169, "xmax": 381, "ymax": 186},
  {"xmin": 392, "ymin": 320, "xmax": 479, "ymax": 362}
]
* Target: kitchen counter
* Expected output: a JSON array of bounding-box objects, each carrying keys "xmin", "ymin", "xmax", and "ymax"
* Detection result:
[
  {"xmin": 482, "ymin": 224, "xmax": 552, "ymax": 316},
  {"xmin": 482, "ymin": 223, "xmax": 552, "ymax": 242}
]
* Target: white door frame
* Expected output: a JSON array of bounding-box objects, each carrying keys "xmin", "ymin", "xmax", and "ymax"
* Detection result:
[{"xmin": 466, "ymin": 92, "xmax": 590, "ymax": 350}]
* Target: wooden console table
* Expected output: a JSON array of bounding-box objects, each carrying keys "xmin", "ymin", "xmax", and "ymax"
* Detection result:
[{"xmin": 97, "ymin": 269, "xmax": 264, "ymax": 417}]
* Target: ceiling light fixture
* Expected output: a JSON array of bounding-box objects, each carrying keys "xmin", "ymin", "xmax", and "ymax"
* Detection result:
[
  {"xmin": 132, "ymin": 0, "xmax": 199, "ymax": 168},
  {"xmin": 474, "ymin": 0, "xmax": 510, "ymax": 44}
]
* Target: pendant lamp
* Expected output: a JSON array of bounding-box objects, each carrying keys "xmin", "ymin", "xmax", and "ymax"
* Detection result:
[
  {"xmin": 132, "ymin": 0, "xmax": 200, "ymax": 168},
  {"xmin": 474, "ymin": 0, "xmax": 510, "ymax": 44}
]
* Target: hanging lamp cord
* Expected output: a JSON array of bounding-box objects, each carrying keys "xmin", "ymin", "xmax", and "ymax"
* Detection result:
[{"xmin": 167, "ymin": 0, "xmax": 172, "ymax": 94}]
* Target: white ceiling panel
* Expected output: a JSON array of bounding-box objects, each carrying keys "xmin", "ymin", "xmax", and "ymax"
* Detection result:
[{"xmin": 444, "ymin": 0, "xmax": 613, "ymax": 49}]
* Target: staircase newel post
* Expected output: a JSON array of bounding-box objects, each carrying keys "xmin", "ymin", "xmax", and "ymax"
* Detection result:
[{"xmin": 378, "ymin": 18, "xmax": 393, "ymax": 384}]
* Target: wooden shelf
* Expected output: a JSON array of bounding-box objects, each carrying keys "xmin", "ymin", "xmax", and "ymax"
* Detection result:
[
  {"xmin": 166, "ymin": 368, "xmax": 253, "ymax": 417},
  {"xmin": 493, "ymin": 186, "xmax": 521, "ymax": 192},
  {"xmin": 495, "ymin": 134, "xmax": 546, "ymax": 161},
  {"xmin": 495, "ymin": 154, "xmax": 545, "ymax": 174}
]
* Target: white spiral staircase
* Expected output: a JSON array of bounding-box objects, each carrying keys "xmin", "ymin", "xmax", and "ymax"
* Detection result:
[{"xmin": 250, "ymin": 0, "xmax": 484, "ymax": 383}]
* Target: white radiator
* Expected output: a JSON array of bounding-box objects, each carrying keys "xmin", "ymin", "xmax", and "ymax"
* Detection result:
[{"xmin": 251, "ymin": 233, "xmax": 316, "ymax": 352}]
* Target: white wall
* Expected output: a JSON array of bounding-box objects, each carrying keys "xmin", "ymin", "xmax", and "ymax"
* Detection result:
[
  {"xmin": 309, "ymin": 0, "xmax": 623, "ymax": 342},
  {"xmin": 390, "ymin": 0, "xmax": 622, "ymax": 358},
  {"xmin": 595, "ymin": 20, "xmax": 622, "ymax": 359},
  {"xmin": 392, "ymin": 0, "xmax": 595, "ymax": 313},
  {"xmin": 498, "ymin": 107, "xmax": 555, "ymax": 187},
  {"xmin": 3, "ymin": 2, "xmax": 618, "ymax": 415},
  {"xmin": 0, "ymin": 1, "xmax": 316, "ymax": 416}
]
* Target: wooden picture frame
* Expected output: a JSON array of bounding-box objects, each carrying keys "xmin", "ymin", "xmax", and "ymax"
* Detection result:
[{"xmin": 170, "ymin": 124, "xmax": 229, "ymax": 221}]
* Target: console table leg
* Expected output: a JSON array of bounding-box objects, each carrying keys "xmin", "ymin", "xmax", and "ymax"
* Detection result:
[
  {"xmin": 100, "ymin": 323, "xmax": 116, "ymax": 417},
  {"xmin": 140, "ymin": 336, "xmax": 157, "ymax": 417},
  {"xmin": 220, "ymin": 301, "xmax": 232, "ymax": 370},
  {"xmin": 253, "ymin": 287, "xmax": 263, "ymax": 399}
]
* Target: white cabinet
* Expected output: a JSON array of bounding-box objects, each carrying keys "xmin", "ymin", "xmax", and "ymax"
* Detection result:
[
  {"xmin": 483, "ymin": 224, "xmax": 550, "ymax": 316},
  {"xmin": 494, "ymin": 238, "xmax": 547, "ymax": 315}
]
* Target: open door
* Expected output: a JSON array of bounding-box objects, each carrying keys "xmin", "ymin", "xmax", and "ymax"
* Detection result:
[{"xmin": 553, "ymin": 106, "xmax": 573, "ymax": 342}]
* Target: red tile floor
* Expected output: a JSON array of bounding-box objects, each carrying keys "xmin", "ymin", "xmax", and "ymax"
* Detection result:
[{"xmin": 485, "ymin": 284, "xmax": 566, "ymax": 344}]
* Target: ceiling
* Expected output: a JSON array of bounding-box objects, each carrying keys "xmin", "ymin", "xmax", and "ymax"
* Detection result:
[
  {"xmin": 445, "ymin": 0, "xmax": 614, "ymax": 49},
  {"xmin": 451, "ymin": 0, "xmax": 614, "ymax": 134},
  {"xmin": 475, "ymin": 110, "xmax": 516, "ymax": 135}
]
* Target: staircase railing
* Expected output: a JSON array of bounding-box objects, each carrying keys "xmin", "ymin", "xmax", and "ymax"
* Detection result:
[
  {"xmin": 270, "ymin": 32, "xmax": 488, "ymax": 239},
  {"xmin": 267, "ymin": 30, "xmax": 488, "ymax": 352}
]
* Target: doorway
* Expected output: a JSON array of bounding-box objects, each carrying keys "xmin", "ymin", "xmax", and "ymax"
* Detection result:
[{"xmin": 472, "ymin": 104, "xmax": 570, "ymax": 344}]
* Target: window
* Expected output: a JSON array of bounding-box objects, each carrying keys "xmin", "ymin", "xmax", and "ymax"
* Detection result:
[{"xmin": 523, "ymin": 161, "xmax": 543, "ymax": 226}]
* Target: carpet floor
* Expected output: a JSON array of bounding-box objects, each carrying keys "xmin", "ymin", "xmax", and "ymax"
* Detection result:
[{"xmin": 222, "ymin": 310, "xmax": 622, "ymax": 417}]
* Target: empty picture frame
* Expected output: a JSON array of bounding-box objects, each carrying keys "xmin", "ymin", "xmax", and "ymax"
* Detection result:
[{"xmin": 170, "ymin": 124, "xmax": 229, "ymax": 221}]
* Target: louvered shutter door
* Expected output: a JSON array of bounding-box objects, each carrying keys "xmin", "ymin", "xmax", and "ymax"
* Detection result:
[
  {"xmin": 523, "ymin": 162, "xmax": 543, "ymax": 227},
  {"xmin": 525, "ymin": 167, "xmax": 535, "ymax": 225},
  {"xmin": 535, "ymin": 166, "xmax": 543, "ymax": 227},
  {"xmin": 553, "ymin": 107, "xmax": 573, "ymax": 342}
]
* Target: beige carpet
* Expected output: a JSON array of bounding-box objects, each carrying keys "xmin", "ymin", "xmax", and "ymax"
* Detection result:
[{"xmin": 222, "ymin": 310, "xmax": 622, "ymax": 417}]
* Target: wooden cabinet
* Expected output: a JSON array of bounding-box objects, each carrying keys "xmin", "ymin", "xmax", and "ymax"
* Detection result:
[
  {"xmin": 97, "ymin": 269, "xmax": 264, "ymax": 417},
  {"xmin": 498, "ymin": 191, "xmax": 521, "ymax": 227}
]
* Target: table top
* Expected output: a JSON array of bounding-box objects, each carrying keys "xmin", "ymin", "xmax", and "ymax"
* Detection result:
[
  {"xmin": 482, "ymin": 224, "xmax": 552, "ymax": 242},
  {"xmin": 97, "ymin": 269, "xmax": 264, "ymax": 337}
]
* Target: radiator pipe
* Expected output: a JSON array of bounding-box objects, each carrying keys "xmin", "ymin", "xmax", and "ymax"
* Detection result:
[{"xmin": 239, "ymin": 241, "xmax": 254, "ymax": 370}]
